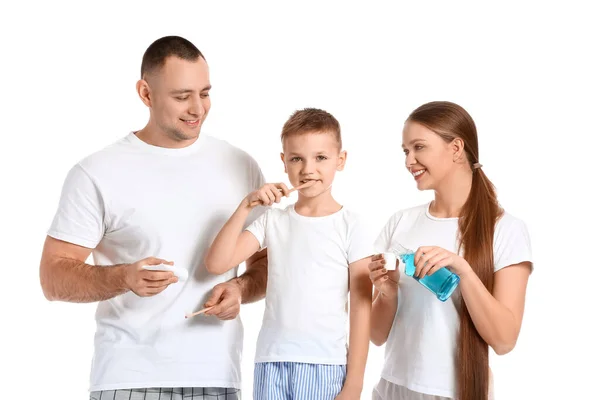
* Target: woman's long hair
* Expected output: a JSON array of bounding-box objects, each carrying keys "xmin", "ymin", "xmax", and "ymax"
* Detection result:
[{"xmin": 408, "ymin": 101, "xmax": 502, "ymax": 400}]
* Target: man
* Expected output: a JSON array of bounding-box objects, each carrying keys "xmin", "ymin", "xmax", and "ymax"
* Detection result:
[{"xmin": 40, "ymin": 36, "xmax": 268, "ymax": 400}]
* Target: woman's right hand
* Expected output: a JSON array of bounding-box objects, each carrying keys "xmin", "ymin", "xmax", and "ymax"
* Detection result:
[
  {"xmin": 244, "ymin": 183, "xmax": 291, "ymax": 208},
  {"xmin": 369, "ymin": 254, "xmax": 400, "ymax": 297}
]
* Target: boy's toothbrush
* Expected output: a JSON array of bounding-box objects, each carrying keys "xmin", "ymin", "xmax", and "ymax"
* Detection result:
[{"xmin": 249, "ymin": 180, "xmax": 316, "ymax": 207}]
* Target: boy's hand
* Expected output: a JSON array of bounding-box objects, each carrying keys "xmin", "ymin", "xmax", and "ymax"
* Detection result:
[
  {"xmin": 335, "ymin": 387, "xmax": 361, "ymax": 400},
  {"xmin": 244, "ymin": 183, "xmax": 291, "ymax": 208}
]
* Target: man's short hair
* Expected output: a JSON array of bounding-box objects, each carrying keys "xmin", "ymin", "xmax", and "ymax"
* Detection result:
[{"xmin": 141, "ymin": 36, "xmax": 205, "ymax": 78}]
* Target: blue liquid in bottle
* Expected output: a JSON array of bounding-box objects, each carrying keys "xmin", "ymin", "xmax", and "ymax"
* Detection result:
[{"xmin": 394, "ymin": 249, "xmax": 460, "ymax": 302}]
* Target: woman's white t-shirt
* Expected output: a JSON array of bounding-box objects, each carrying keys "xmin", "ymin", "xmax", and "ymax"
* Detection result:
[{"xmin": 374, "ymin": 202, "xmax": 533, "ymax": 398}]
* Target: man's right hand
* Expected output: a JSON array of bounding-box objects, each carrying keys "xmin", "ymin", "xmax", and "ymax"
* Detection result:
[{"xmin": 124, "ymin": 257, "xmax": 178, "ymax": 297}]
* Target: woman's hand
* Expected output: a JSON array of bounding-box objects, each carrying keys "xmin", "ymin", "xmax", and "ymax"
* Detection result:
[
  {"xmin": 368, "ymin": 254, "xmax": 400, "ymax": 297},
  {"xmin": 413, "ymin": 246, "xmax": 474, "ymax": 278}
]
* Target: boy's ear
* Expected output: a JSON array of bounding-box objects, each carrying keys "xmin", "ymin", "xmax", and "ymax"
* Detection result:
[
  {"xmin": 280, "ymin": 152, "xmax": 287, "ymax": 173},
  {"xmin": 337, "ymin": 150, "xmax": 347, "ymax": 171}
]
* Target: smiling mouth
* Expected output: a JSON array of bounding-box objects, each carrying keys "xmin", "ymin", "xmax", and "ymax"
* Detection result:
[
  {"xmin": 412, "ymin": 169, "xmax": 426, "ymax": 178},
  {"xmin": 300, "ymin": 179, "xmax": 320, "ymax": 184},
  {"xmin": 181, "ymin": 119, "xmax": 200, "ymax": 126}
]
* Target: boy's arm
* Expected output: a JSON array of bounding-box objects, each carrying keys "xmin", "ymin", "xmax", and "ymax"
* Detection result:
[
  {"xmin": 204, "ymin": 183, "xmax": 289, "ymax": 275},
  {"xmin": 204, "ymin": 202, "xmax": 260, "ymax": 275},
  {"xmin": 339, "ymin": 256, "xmax": 373, "ymax": 399}
]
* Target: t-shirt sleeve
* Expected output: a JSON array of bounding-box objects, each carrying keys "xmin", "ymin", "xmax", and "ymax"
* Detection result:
[
  {"xmin": 493, "ymin": 214, "xmax": 533, "ymax": 272},
  {"xmin": 245, "ymin": 209, "xmax": 269, "ymax": 251},
  {"xmin": 347, "ymin": 214, "xmax": 378, "ymax": 264},
  {"xmin": 244, "ymin": 155, "xmax": 267, "ymax": 229},
  {"xmin": 373, "ymin": 211, "xmax": 403, "ymax": 254},
  {"xmin": 47, "ymin": 164, "xmax": 105, "ymax": 249}
]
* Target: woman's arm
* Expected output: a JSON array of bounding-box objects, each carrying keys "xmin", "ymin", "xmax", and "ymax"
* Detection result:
[
  {"xmin": 414, "ymin": 245, "xmax": 532, "ymax": 355},
  {"xmin": 458, "ymin": 262, "xmax": 531, "ymax": 354},
  {"xmin": 368, "ymin": 254, "xmax": 400, "ymax": 346}
]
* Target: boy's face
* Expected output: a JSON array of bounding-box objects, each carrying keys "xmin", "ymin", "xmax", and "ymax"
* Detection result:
[{"xmin": 281, "ymin": 131, "xmax": 346, "ymax": 198}]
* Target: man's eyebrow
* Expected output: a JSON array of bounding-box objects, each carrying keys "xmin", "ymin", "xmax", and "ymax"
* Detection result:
[
  {"xmin": 169, "ymin": 85, "xmax": 212, "ymax": 94},
  {"xmin": 170, "ymin": 89, "xmax": 192, "ymax": 95}
]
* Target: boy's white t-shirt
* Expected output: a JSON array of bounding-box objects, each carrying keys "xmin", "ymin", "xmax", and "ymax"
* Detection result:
[
  {"xmin": 48, "ymin": 132, "xmax": 265, "ymax": 391},
  {"xmin": 245, "ymin": 205, "xmax": 375, "ymax": 365},
  {"xmin": 374, "ymin": 203, "xmax": 533, "ymax": 399}
]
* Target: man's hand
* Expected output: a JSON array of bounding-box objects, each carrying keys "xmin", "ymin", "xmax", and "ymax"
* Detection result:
[
  {"xmin": 124, "ymin": 257, "xmax": 178, "ymax": 297},
  {"xmin": 203, "ymin": 279, "xmax": 242, "ymax": 320}
]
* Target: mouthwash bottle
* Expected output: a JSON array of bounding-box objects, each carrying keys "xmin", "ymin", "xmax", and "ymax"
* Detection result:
[{"xmin": 391, "ymin": 244, "xmax": 460, "ymax": 302}]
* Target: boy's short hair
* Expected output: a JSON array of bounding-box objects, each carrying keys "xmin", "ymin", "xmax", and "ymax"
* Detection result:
[
  {"xmin": 281, "ymin": 108, "xmax": 342, "ymax": 149},
  {"xmin": 141, "ymin": 36, "xmax": 205, "ymax": 79}
]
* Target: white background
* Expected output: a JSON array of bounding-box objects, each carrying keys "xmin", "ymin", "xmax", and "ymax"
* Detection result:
[{"xmin": 1, "ymin": 1, "xmax": 598, "ymax": 399}]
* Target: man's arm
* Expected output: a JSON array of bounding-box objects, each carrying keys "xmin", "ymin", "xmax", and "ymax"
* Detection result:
[
  {"xmin": 40, "ymin": 236, "xmax": 126, "ymax": 302},
  {"xmin": 40, "ymin": 236, "xmax": 178, "ymax": 303},
  {"xmin": 236, "ymin": 248, "xmax": 268, "ymax": 304}
]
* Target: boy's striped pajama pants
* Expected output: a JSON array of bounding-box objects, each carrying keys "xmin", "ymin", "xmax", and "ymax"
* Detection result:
[{"xmin": 254, "ymin": 362, "xmax": 346, "ymax": 400}]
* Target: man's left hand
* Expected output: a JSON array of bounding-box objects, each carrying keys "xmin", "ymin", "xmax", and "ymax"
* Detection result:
[{"xmin": 203, "ymin": 279, "xmax": 242, "ymax": 320}]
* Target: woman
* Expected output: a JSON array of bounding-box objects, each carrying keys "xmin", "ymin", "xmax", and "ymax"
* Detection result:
[{"xmin": 369, "ymin": 101, "xmax": 533, "ymax": 400}]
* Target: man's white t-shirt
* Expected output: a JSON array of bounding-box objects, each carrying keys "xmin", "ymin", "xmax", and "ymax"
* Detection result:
[
  {"xmin": 245, "ymin": 205, "xmax": 375, "ymax": 365},
  {"xmin": 48, "ymin": 132, "xmax": 264, "ymax": 391},
  {"xmin": 374, "ymin": 202, "xmax": 533, "ymax": 398}
]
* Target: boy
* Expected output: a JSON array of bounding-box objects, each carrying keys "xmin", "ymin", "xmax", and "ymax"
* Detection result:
[{"xmin": 205, "ymin": 108, "xmax": 373, "ymax": 399}]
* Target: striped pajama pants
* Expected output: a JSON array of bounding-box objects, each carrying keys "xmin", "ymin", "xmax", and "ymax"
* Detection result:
[{"xmin": 254, "ymin": 362, "xmax": 346, "ymax": 400}]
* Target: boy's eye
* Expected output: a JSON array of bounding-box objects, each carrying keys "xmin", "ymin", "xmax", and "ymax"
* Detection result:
[
  {"xmin": 317, "ymin": 155, "xmax": 327, "ymax": 161},
  {"xmin": 415, "ymin": 145, "xmax": 424, "ymax": 150},
  {"xmin": 290, "ymin": 157, "xmax": 301, "ymax": 162}
]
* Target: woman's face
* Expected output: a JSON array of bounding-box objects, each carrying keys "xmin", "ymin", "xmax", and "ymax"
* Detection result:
[{"xmin": 402, "ymin": 121, "xmax": 458, "ymax": 191}]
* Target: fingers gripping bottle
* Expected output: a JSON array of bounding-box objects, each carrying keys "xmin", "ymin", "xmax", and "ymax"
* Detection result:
[{"xmin": 391, "ymin": 244, "xmax": 460, "ymax": 302}]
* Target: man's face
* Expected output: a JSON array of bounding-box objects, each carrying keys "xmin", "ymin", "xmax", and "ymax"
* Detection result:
[{"xmin": 145, "ymin": 56, "xmax": 211, "ymax": 142}]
